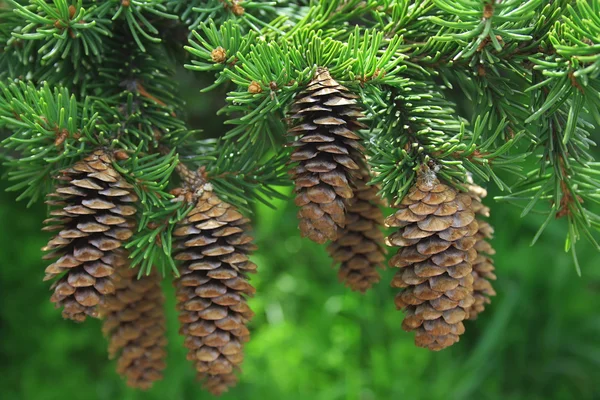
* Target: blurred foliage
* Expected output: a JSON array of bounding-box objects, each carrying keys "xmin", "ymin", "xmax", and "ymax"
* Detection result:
[{"xmin": 1, "ymin": 176, "xmax": 600, "ymax": 400}]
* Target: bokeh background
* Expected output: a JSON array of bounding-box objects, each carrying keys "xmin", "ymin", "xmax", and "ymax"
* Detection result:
[{"xmin": 1, "ymin": 71, "xmax": 600, "ymax": 400}]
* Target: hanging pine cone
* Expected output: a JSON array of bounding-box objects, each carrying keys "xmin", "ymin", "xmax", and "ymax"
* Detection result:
[
  {"xmin": 202, "ymin": 373, "xmax": 239, "ymax": 396},
  {"xmin": 385, "ymin": 171, "xmax": 478, "ymax": 351},
  {"xmin": 42, "ymin": 149, "xmax": 138, "ymax": 322},
  {"xmin": 327, "ymin": 170, "xmax": 386, "ymax": 292},
  {"xmin": 466, "ymin": 185, "xmax": 497, "ymax": 320},
  {"xmin": 288, "ymin": 67, "xmax": 366, "ymax": 244},
  {"xmin": 101, "ymin": 263, "xmax": 167, "ymax": 389},
  {"xmin": 173, "ymin": 183, "xmax": 257, "ymax": 396}
]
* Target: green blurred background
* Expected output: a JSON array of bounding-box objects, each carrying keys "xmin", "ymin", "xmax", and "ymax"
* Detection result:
[{"xmin": 1, "ymin": 70, "xmax": 600, "ymax": 400}]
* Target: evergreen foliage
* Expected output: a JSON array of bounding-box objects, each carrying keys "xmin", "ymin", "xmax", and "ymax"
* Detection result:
[{"xmin": 3, "ymin": 0, "xmax": 598, "ymax": 268}]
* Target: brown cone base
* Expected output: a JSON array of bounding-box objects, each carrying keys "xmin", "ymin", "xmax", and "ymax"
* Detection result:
[
  {"xmin": 173, "ymin": 185, "xmax": 257, "ymax": 395},
  {"xmin": 101, "ymin": 264, "xmax": 167, "ymax": 389},
  {"xmin": 42, "ymin": 150, "xmax": 137, "ymax": 322},
  {"xmin": 288, "ymin": 68, "xmax": 367, "ymax": 244},
  {"xmin": 385, "ymin": 172, "xmax": 477, "ymax": 351}
]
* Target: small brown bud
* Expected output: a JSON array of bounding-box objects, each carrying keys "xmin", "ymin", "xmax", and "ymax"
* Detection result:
[
  {"xmin": 121, "ymin": 0, "xmax": 131, "ymax": 7},
  {"xmin": 170, "ymin": 188, "xmax": 185, "ymax": 197},
  {"xmin": 231, "ymin": 2, "xmax": 245, "ymax": 16},
  {"xmin": 114, "ymin": 150, "xmax": 130, "ymax": 161},
  {"xmin": 373, "ymin": 68, "xmax": 386, "ymax": 79},
  {"xmin": 269, "ymin": 81, "xmax": 278, "ymax": 91},
  {"xmin": 197, "ymin": 166, "xmax": 209, "ymax": 181},
  {"xmin": 54, "ymin": 129, "xmax": 69, "ymax": 147},
  {"xmin": 248, "ymin": 81, "xmax": 262, "ymax": 94},
  {"xmin": 68, "ymin": 5, "xmax": 76, "ymax": 18},
  {"xmin": 483, "ymin": 4, "xmax": 493, "ymax": 19},
  {"xmin": 211, "ymin": 47, "xmax": 227, "ymax": 63}
]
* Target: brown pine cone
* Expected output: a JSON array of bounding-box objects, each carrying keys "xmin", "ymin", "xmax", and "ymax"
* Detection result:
[
  {"xmin": 173, "ymin": 183, "xmax": 257, "ymax": 395},
  {"xmin": 201, "ymin": 373, "xmax": 238, "ymax": 396},
  {"xmin": 466, "ymin": 185, "xmax": 497, "ymax": 320},
  {"xmin": 288, "ymin": 67, "xmax": 366, "ymax": 244},
  {"xmin": 101, "ymin": 263, "xmax": 167, "ymax": 389},
  {"xmin": 385, "ymin": 171, "xmax": 477, "ymax": 351},
  {"xmin": 42, "ymin": 149, "xmax": 137, "ymax": 322},
  {"xmin": 327, "ymin": 171, "xmax": 386, "ymax": 292}
]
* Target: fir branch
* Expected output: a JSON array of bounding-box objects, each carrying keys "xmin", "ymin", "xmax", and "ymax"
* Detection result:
[
  {"xmin": 114, "ymin": 148, "xmax": 190, "ymax": 276},
  {"xmin": 497, "ymin": 94, "xmax": 600, "ymax": 269},
  {"xmin": 367, "ymin": 83, "xmax": 525, "ymax": 203},
  {"xmin": 0, "ymin": 80, "xmax": 98, "ymax": 204},
  {"xmin": 284, "ymin": 0, "xmax": 381, "ymax": 38},
  {"xmin": 167, "ymin": 0, "xmax": 283, "ymax": 34},
  {"xmin": 178, "ymin": 138, "xmax": 290, "ymax": 215},
  {"xmin": 527, "ymin": 1, "xmax": 600, "ymax": 130},
  {"xmin": 125, "ymin": 197, "xmax": 193, "ymax": 276},
  {"xmin": 1, "ymin": 0, "xmax": 599, "ymax": 275},
  {"xmin": 185, "ymin": 19, "xmax": 258, "ymax": 90},
  {"xmin": 427, "ymin": 0, "xmax": 537, "ymax": 61},
  {"xmin": 113, "ymin": 148, "xmax": 178, "ymax": 209},
  {"xmin": 90, "ymin": 39, "xmax": 189, "ymax": 152},
  {"xmin": 7, "ymin": 0, "xmax": 112, "ymax": 66},
  {"xmin": 94, "ymin": 0, "xmax": 178, "ymax": 52}
]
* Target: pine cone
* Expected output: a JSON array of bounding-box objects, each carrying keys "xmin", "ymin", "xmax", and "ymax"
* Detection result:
[
  {"xmin": 466, "ymin": 185, "xmax": 496, "ymax": 320},
  {"xmin": 101, "ymin": 263, "xmax": 167, "ymax": 390},
  {"xmin": 173, "ymin": 184, "xmax": 257, "ymax": 395},
  {"xmin": 385, "ymin": 172, "xmax": 478, "ymax": 351},
  {"xmin": 327, "ymin": 171, "xmax": 386, "ymax": 292},
  {"xmin": 201, "ymin": 373, "xmax": 238, "ymax": 396},
  {"xmin": 42, "ymin": 150, "xmax": 137, "ymax": 322},
  {"xmin": 288, "ymin": 68, "xmax": 366, "ymax": 244}
]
